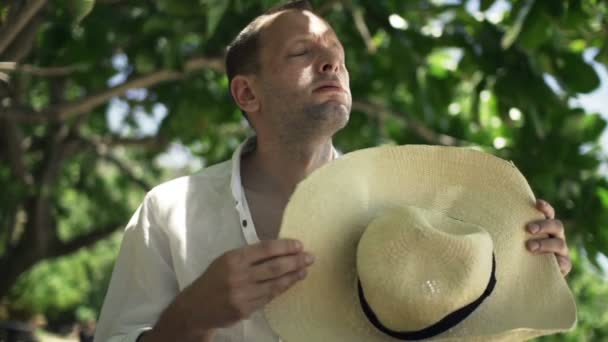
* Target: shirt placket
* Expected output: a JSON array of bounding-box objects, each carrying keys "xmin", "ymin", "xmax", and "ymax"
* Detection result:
[
  {"xmin": 230, "ymin": 138, "xmax": 337, "ymax": 342},
  {"xmin": 235, "ymin": 193, "xmax": 259, "ymax": 245}
]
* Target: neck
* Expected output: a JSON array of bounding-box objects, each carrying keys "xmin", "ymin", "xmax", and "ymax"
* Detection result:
[{"xmin": 241, "ymin": 135, "xmax": 334, "ymax": 200}]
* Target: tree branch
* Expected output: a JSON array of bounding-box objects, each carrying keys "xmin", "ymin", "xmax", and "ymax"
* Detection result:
[
  {"xmin": 0, "ymin": 216, "xmax": 43, "ymax": 298},
  {"xmin": 0, "ymin": 117, "xmax": 32, "ymax": 184},
  {"xmin": 351, "ymin": 100, "xmax": 473, "ymax": 146},
  {"xmin": 79, "ymin": 136, "xmax": 152, "ymax": 191},
  {"xmin": 0, "ymin": 0, "xmax": 47, "ymax": 56},
  {"xmin": 351, "ymin": 6, "xmax": 377, "ymax": 54},
  {"xmin": 0, "ymin": 56, "xmax": 225, "ymax": 123},
  {"xmin": 38, "ymin": 124, "xmax": 75, "ymax": 188},
  {"xmin": 30, "ymin": 124, "xmax": 78, "ymax": 251},
  {"xmin": 318, "ymin": 0, "xmax": 343, "ymax": 15},
  {"xmin": 0, "ymin": 62, "xmax": 85, "ymax": 77},
  {"xmin": 31, "ymin": 132, "xmax": 152, "ymax": 258},
  {"xmin": 0, "ymin": 83, "xmax": 29, "ymax": 183},
  {"xmin": 103, "ymin": 135, "xmax": 168, "ymax": 149},
  {"xmin": 0, "ymin": 56, "xmax": 224, "ymax": 122},
  {"xmin": 50, "ymin": 56, "xmax": 224, "ymax": 121},
  {"xmin": 51, "ymin": 222, "xmax": 122, "ymax": 258},
  {"xmin": 1, "ymin": 205, "xmax": 21, "ymax": 263},
  {"xmin": 2, "ymin": 12, "xmax": 43, "ymax": 62},
  {"xmin": 101, "ymin": 152, "xmax": 152, "ymax": 191},
  {"xmin": 183, "ymin": 56, "xmax": 225, "ymax": 73},
  {"xmin": 0, "ymin": 106, "xmax": 45, "ymax": 123}
]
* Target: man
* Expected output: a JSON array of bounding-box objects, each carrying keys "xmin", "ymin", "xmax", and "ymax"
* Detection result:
[{"xmin": 94, "ymin": 1, "xmax": 572, "ymax": 341}]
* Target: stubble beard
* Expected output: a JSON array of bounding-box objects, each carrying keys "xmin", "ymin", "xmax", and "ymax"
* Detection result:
[{"xmin": 279, "ymin": 99, "xmax": 351, "ymax": 145}]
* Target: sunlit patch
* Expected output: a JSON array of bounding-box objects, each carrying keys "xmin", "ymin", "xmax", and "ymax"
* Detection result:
[
  {"xmin": 297, "ymin": 65, "xmax": 315, "ymax": 87},
  {"xmin": 493, "ymin": 137, "xmax": 507, "ymax": 149},
  {"xmin": 303, "ymin": 10, "xmax": 331, "ymax": 35},
  {"xmin": 388, "ymin": 14, "xmax": 409, "ymax": 30},
  {"xmin": 509, "ymin": 108, "xmax": 522, "ymax": 121},
  {"xmin": 487, "ymin": 11, "xmax": 503, "ymax": 24},
  {"xmin": 421, "ymin": 21, "xmax": 443, "ymax": 38},
  {"xmin": 490, "ymin": 116, "xmax": 502, "ymax": 128},
  {"xmin": 480, "ymin": 90, "xmax": 492, "ymax": 102},
  {"xmin": 448, "ymin": 103, "xmax": 461, "ymax": 116}
]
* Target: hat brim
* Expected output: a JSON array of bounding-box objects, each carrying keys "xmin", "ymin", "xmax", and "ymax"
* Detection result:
[{"xmin": 264, "ymin": 145, "xmax": 576, "ymax": 341}]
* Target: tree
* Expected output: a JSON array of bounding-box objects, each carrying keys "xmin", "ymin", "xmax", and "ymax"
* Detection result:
[{"xmin": 1, "ymin": 0, "xmax": 607, "ymax": 338}]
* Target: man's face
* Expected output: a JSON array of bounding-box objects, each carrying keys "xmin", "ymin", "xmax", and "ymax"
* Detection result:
[{"xmin": 254, "ymin": 10, "xmax": 351, "ymax": 141}]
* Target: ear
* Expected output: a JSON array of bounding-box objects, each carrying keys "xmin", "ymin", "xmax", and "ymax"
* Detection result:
[{"xmin": 230, "ymin": 75, "xmax": 260, "ymax": 114}]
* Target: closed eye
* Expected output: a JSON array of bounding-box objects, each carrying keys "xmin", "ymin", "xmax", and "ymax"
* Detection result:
[{"xmin": 290, "ymin": 50, "xmax": 309, "ymax": 57}]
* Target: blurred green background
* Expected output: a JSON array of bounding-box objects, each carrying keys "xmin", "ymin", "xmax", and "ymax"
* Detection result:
[{"xmin": 0, "ymin": 0, "xmax": 607, "ymax": 341}]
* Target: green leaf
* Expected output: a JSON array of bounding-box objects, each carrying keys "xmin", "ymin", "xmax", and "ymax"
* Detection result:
[
  {"xmin": 234, "ymin": 0, "xmax": 245, "ymax": 12},
  {"xmin": 157, "ymin": 0, "xmax": 196, "ymax": 16},
  {"xmin": 518, "ymin": 8, "xmax": 552, "ymax": 50},
  {"xmin": 261, "ymin": 0, "xmax": 278, "ymax": 9},
  {"xmin": 596, "ymin": 46, "xmax": 608, "ymax": 66},
  {"xmin": 561, "ymin": 113, "xmax": 606, "ymax": 143},
  {"xmin": 598, "ymin": 188, "xmax": 608, "ymax": 209},
  {"xmin": 501, "ymin": 0, "xmax": 535, "ymax": 49},
  {"xmin": 66, "ymin": 0, "xmax": 95, "ymax": 23},
  {"xmin": 568, "ymin": 39, "xmax": 587, "ymax": 53},
  {"xmin": 580, "ymin": 114, "xmax": 607, "ymax": 142},
  {"xmin": 5, "ymin": 1, "xmax": 608, "ymax": 336},
  {"xmin": 142, "ymin": 16, "xmax": 172, "ymax": 34},
  {"xmin": 555, "ymin": 53, "xmax": 601, "ymax": 94},
  {"xmin": 480, "ymin": 0, "xmax": 494, "ymax": 12},
  {"xmin": 206, "ymin": 0, "xmax": 230, "ymax": 37},
  {"xmin": 539, "ymin": 0, "xmax": 565, "ymax": 18},
  {"xmin": 426, "ymin": 48, "xmax": 456, "ymax": 79},
  {"xmin": 135, "ymin": 53, "xmax": 156, "ymax": 73}
]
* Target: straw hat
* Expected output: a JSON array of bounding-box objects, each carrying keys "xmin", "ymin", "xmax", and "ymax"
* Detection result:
[{"xmin": 265, "ymin": 145, "xmax": 577, "ymax": 341}]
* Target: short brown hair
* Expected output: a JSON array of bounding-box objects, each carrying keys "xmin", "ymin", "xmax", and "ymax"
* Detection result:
[{"xmin": 225, "ymin": 0, "xmax": 314, "ymax": 85}]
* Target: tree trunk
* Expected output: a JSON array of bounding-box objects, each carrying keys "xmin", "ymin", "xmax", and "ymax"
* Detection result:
[{"xmin": 0, "ymin": 240, "xmax": 41, "ymax": 300}]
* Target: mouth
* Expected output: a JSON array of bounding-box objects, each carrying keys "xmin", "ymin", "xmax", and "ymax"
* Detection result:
[{"xmin": 314, "ymin": 83, "xmax": 345, "ymax": 94}]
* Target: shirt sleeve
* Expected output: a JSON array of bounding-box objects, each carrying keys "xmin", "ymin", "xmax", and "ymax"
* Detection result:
[{"xmin": 94, "ymin": 192, "xmax": 179, "ymax": 342}]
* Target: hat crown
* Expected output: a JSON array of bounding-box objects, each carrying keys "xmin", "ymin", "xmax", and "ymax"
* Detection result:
[{"xmin": 356, "ymin": 206, "xmax": 494, "ymax": 333}]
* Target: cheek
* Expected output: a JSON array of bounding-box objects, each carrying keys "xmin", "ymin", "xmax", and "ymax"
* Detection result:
[
  {"xmin": 343, "ymin": 70, "xmax": 351, "ymax": 93},
  {"xmin": 295, "ymin": 65, "xmax": 315, "ymax": 88}
]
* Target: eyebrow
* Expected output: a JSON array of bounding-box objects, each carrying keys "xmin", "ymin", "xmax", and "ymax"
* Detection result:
[{"xmin": 286, "ymin": 36, "xmax": 344, "ymax": 52}]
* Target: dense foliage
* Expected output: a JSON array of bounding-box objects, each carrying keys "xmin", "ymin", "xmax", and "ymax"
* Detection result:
[{"xmin": 0, "ymin": 0, "xmax": 606, "ymax": 339}]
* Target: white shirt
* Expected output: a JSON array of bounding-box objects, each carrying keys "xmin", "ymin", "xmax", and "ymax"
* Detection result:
[{"xmin": 94, "ymin": 138, "xmax": 338, "ymax": 342}]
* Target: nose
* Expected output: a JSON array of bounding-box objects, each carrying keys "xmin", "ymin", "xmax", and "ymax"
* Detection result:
[
  {"xmin": 318, "ymin": 50, "xmax": 341, "ymax": 74},
  {"xmin": 321, "ymin": 62, "xmax": 339, "ymax": 74}
]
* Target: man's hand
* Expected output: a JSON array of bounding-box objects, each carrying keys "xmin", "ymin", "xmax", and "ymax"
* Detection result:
[
  {"xmin": 191, "ymin": 239, "xmax": 314, "ymax": 328},
  {"xmin": 144, "ymin": 239, "xmax": 314, "ymax": 342},
  {"xmin": 525, "ymin": 199, "xmax": 572, "ymax": 277}
]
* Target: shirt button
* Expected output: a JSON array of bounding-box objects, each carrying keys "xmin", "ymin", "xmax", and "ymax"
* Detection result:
[{"xmin": 242, "ymin": 219, "xmax": 248, "ymax": 228}]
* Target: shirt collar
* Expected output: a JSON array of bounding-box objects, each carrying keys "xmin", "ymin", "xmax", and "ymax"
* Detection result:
[
  {"xmin": 230, "ymin": 136, "xmax": 257, "ymax": 213},
  {"xmin": 230, "ymin": 136, "xmax": 341, "ymax": 211}
]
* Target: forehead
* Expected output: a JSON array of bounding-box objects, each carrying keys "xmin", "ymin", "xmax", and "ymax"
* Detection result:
[{"xmin": 259, "ymin": 10, "xmax": 340, "ymax": 48}]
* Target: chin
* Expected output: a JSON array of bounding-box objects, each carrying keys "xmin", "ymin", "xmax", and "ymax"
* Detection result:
[
  {"xmin": 309, "ymin": 101, "xmax": 350, "ymax": 121},
  {"xmin": 331, "ymin": 104, "xmax": 350, "ymax": 129},
  {"xmin": 299, "ymin": 101, "xmax": 349, "ymax": 138}
]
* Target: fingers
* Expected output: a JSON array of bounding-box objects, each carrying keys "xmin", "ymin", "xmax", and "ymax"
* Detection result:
[
  {"xmin": 556, "ymin": 255, "xmax": 572, "ymax": 276},
  {"xmin": 240, "ymin": 239, "xmax": 304, "ymax": 264},
  {"xmin": 525, "ymin": 204, "xmax": 572, "ymax": 277},
  {"xmin": 526, "ymin": 237, "xmax": 572, "ymax": 276},
  {"xmin": 256, "ymin": 268, "xmax": 308, "ymax": 302},
  {"xmin": 250, "ymin": 252, "xmax": 314, "ymax": 282},
  {"xmin": 237, "ymin": 258, "xmax": 310, "ymax": 316},
  {"xmin": 526, "ymin": 219, "xmax": 565, "ymax": 240},
  {"xmin": 536, "ymin": 199, "xmax": 555, "ymax": 219},
  {"xmin": 526, "ymin": 237, "xmax": 569, "ymax": 257}
]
